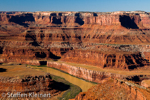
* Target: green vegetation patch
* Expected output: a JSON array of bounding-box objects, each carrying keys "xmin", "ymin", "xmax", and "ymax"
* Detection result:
[
  {"xmin": 50, "ymin": 74, "xmax": 82, "ymax": 100},
  {"xmin": 29, "ymin": 65, "xmax": 82, "ymax": 100},
  {"xmin": 37, "ymin": 65, "xmax": 47, "ymax": 67}
]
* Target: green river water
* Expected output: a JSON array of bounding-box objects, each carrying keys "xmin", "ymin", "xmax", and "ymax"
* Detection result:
[{"xmin": 34, "ymin": 66, "xmax": 96, "ymax": 92}]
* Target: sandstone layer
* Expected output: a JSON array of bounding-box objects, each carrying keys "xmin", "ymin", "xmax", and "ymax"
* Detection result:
[
  {"xmin": 73, "ymin": 79, "xmax": 150, "ymax": 100},
  {"xmin": 0, "ymin": 74, "xmax": 53, "ymax": 93},
  {"xmin": 0, "ymin": 73, "xmax": 63, "ymax": 99},
  {"xmin": 1, "ymin": 11, "xmax": 150, "ymax": 99},
  {"xmin": 141, "ymin": 79, "xmax": 150, "ymax": 88},
  {"xmin": 1, "ymin": 12, "xmax": 150, "ymax": 83},
  {"xmin": 1, "ymin": 11, "xmax": 150, "ymax": 45},
  {"xmin": 1, "ymin": 11, "xmax": 150, "ymax": 70}
]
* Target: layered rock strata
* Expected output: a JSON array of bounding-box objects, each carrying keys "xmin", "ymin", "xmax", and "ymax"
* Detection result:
[
  {"xmin": 1, "ymin": 11, "xmax": 150, "ymax": 100},
  {"xmin": 46, "ymin": 61, "xmax": 150, "ymax": 83},
  {"xmin": 1, "ymin": 11, "xmax": 150, "ymax": 28},
  {"xmin": 1, "ymin": 11, "xmax": 150, "ymax": 44},
  {"xmin": 62, "ymin": 49, "xmax": 150, "ymax": 70},
  {"xmin": 47, "ymin": 61, "xmax": 124, "ymax": 83},
  {"xmin": 1, "ymin": 11, "xmax": 150, "ymax": 71},
  {"xmin": 73, "ymin": 79, "xmax": 149, "ymax": 100},
  {"xmin": 0, "ymin": 46, "xmax": 149, "ymax": 70},
  {"xmin": 0, "ymin": 73, "xmax": 61, "ymax": 98}
]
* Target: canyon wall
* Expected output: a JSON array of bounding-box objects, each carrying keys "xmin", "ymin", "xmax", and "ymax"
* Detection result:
[
  {"xmin": 0, "ymin": 73, "xmax": 63, "ymax": 99},
  {"xmin": 0, "ymin": 44, "xmax": 150, "ymax": 70},
  {"xmin": 47, "ymin": 61, "xmax": 137, "ymax": 83},
  {"xmin": 62, "ymin": 49, "xmax": 150, "ymax": 70},
  {"xmin": 1, "ymin": 11, "xmax": 150, "ymax": 29},
  {"xmin": 16, "ymin": 28, "xmax": 150, "ymax": 44},
  {"xmin": 0, "ymin": 46, "xmax": 65, "ymax": 61},
  {"xmin": 1, "ymin": 11, "xmax": 150, "ymax": 100},
  {"xmin": 0, "ymin": 74, "xmax": 52, "ymax": 93},
  {"xmin": 0, "ymin": 58, "xmax": 149, "ymax": 83},
  {"xmin": 0, "ymin": 12, "xmax": 121, "ymax": 27},
  {"xmin": 74, "ymin": 79, "xmax": 148, "ymax": 100},
  {"xmin": 0, "ymin": 74, "xmax": 58, "ymax": 95},
  {"xmin": 1, "ymin": 11, "xmax": 150, "ymax": 73},
  {"xmin": 1, "ymin": 11, "xmax": 150, "ymax": 45}
]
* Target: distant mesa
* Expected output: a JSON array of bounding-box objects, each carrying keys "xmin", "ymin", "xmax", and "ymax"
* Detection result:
[{"xmin": 0, "ymin": 11, "xmax": 149, "ymax": 28}]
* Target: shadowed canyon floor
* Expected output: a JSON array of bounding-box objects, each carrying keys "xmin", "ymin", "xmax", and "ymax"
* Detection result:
[
  {"xmin": 0, "ymin": 63, "xmax": 82, "ymax": 100},
  {"xmin": 28, "ymin": 65, "xmax": 96, "ymax": 92},
  {"xmin": 1, "ymin": 11, "xmax": 150, "ymax": 99}
]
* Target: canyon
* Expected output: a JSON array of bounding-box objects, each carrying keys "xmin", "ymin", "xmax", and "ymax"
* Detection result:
[
  {"xmin": 0, "ymin": 63, "xmax": 71, "ymax": 100},
  {"xmin": 1, "ymin": 11, "xmax": 150, "ymax": 99},
  {"xmin": 1, "ymin": 11, "xmax": 150, "ymax": 70},
  {"xmin": 73, "ymin": 79, "xmax": 150, "ymax": 100}
]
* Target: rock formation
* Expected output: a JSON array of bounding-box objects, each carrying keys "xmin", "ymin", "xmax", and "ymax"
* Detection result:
[
  {"xmin": 1, "ymin": 11, "xmax": 150, "ymax": 69},
  {"xmin": 141, "ymin": 79, "xmax": 150, "ymax": 88},
  {"xmin": 62, "ymin": 49, "xmax": 150, "ymax": 70},
  {"xmin": 1, "ymin": 10, "xmax": 150, "ymax": 99},
  {"xmin": 73, "ymin": 79, "xmax": 150, "ymax": 100},
  {"xmin": 0, "ymin": 73, "xmax": 62, "ymax": 99}
]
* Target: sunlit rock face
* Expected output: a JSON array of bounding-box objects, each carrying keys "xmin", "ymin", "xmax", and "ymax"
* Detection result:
[
  {"xmin": 1, "ymin": 11, "xmax": 150, "ymax": 100},
  {"xmin": 73, "ymin": 79, "xmax": 149, "ymax": 100},
  {"xmin": 1, "ymin": 11, "xmax": 150, "ymax": 70}
]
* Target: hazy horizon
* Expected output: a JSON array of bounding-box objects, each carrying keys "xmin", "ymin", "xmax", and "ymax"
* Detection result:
[
  {"xmin": 0, "ymin": 0, "xmax": 150, "ymax": 12},
  {"xmin": 0, "ymin": 10, "xmax": 149, "ymax": 13}
]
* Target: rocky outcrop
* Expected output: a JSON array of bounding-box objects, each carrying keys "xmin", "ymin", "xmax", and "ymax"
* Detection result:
[
  {"xmin": 73, "ymin": 79, "xmax": 149, "ymax": 100},
  {"xmin": 141, "ymin": 79, "xmax": 150, "ymax": 88},
  {"xmin": 1, "ymin": 11, "xmax": 150, "ymax": 44},
  {"xmin": 0, "ymin": 74, "xmax": 52, "ymax": 92},
  {"xmin": 47, "ymin": 61, "xmax": 138, "ymax": 83},
  {"xmin": 0, "ymin": 12, "xmax": 120, "ymax": 27},
  {"xmin": 1, "ymin": 11, "xmax": 150, "ymax": 72},
  {"xmin": 0, "ymin": 44, "xmax": 149, "ymax": 70},
  {"xmin": 143, "ymin": 52, "xmax": 150, "ymax": 61},
  {"xmin": 0, "ymin": 59, "xmax": 149, "ymax": 84},
  {"xmin": 1, "ymin": 11, "xmax": 150, "ymax": 29},
  {"xmin": 1, "ymin": 11, "xmax": 150, "ymax": 100},
  {"xmin": 0, "ymin": 41, "xmax": 150, "ymax": 70},
  {"xmin": 0, "ymin": 73, "xmax": 62, "ymax": 98},
  {"xmin": 62, "ymin": 49, "xmax": 149, "ymax": 70},
  {"xmin": 1, "ymin": 46, "xmax": 63, "ymax": 61}
]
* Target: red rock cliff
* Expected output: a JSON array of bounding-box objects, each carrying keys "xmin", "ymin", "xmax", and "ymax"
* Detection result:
[
  {"xmin": 62, "ymin": 49, "xmax": 149, "ymax": 70},
  {"xmin": 74, "ymin": 79, "xmax": 149, "ymax": 100}
]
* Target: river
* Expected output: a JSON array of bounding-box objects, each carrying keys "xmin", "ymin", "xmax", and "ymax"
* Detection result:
[{"xmin": 33, "ymin": 66, "xmax": 96, "ymax": 92}]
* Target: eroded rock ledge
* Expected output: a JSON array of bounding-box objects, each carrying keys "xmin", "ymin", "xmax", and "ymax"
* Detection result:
[
  {"xmin": 1, "ymin": 11, "xmax": 150, "ymax": 45},
  {"xmin": 0, "ymin": 73, "xmax": 61, "ymax": 98},
  {"xmin": 1, "ymin": 11, "xmax": 150, "ymax": 28},
  {"xmin": 0, "ymin": 46, "xmax": 150, "ymax": 70},
  {"xmin": 73, "ymin": 79, "xmax": 149, "ymax": 100},
  {"xmin": 0, "ymin": 59, "xmax": 150, "ymax": 84},
  {"xmin": 46, "ymin": 61, "xmax": 150, "ymax": 83},
  {"xmin": 1, "ymin": 11, "xmax": 150, "ymax": 70},
  {"xmin": 47, "ymin": 61, "xmax": 125, "ymax": 83}
]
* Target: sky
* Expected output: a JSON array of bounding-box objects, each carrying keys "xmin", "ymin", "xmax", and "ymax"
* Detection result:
[{"xmin": 0, "ymin": 0, "xmax": 150, "ymax": 12}]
